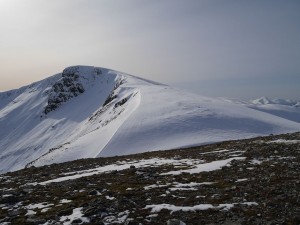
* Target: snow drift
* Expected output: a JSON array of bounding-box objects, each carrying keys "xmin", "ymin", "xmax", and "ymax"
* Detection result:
[{"xmin": 0, "ymin": 66, "xmax": 299, "ymax": 173}]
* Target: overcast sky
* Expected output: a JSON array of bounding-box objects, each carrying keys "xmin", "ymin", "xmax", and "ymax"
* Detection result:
[{"xmin": 0, "ymin": 0, "xmax": 299, "ymax": 100}]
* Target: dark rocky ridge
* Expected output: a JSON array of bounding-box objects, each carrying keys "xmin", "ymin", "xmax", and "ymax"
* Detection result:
[
  {"xmin": 44, "ymin": 66, "xmax": 102, "ymax": 115},
  {"xmin": 0, "ymin": 132, "xmax": 299, "ymax": 225}
]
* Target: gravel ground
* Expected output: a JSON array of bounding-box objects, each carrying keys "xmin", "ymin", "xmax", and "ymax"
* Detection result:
[{"xmin": 0, "ymin": 132, "xmax": 299, "ymax": 225}]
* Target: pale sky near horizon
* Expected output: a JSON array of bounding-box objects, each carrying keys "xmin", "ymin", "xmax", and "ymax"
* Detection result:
[{"xmin": 0, "ymin": 0, "xmax": 299, "ymax": 100}]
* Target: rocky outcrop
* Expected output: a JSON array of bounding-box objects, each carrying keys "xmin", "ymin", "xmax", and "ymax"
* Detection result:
[
  {"xmin": 44, "ymin": 66, "xmax": 102, "ymax": 114},
  {"xmin": 44, "ymin": 67, "xmax": 85, "ymax": 114}
]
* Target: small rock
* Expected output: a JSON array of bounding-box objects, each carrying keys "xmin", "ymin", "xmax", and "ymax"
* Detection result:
[
  {"xmin": 167, "ymin": 219, "xmax": 186, "ymax": 225},
  {"xmin": 0, "ymin": 217, "xmax": 11, "ymax": 223},
  {"xmin": 1, "ymin": 195, "xmax": 19, "ymax": 204},
  {"xmin": 89, "ymin": 190, "xmax": 98, "ymax": 195},
  {"xmin": 22, "ymin": 188, "xmax": 33, "ymax": 194},
  {"xmin": 57, "ymin": 208, "xmax": 73, "ymax": 217},
  {"xmin": 26, "ymin": 218, "xmax": 46, "ymax": 224},
  {"xmin": 72, "ymin": 218, "xmax": 82, "ymax": 223},
  {"xmin": 125, "ymin": 221, "xmax": 140, "ymax": 225},
  {"xmin": 8, "ymin": 210, "xmax": 20, "ymax": 217},
  {"xmin": 130, "ymin": 165, "xmax": 136, "ymax": 169}
]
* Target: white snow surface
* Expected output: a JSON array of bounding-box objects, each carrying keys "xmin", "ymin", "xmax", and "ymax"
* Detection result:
[
  {"xmin": 267, "ymin": 139, "xmax": 300, "ymax": 144},
  {"xmin": 60, "ymin": 207, "xmax": 89, "ymax": 225},
  {"xmin": 1, "ymin": 65, "xmax": 300, "ymax": 173},
  {"xmin": 145, "ymin": 202, "xmax": 258, "ymax": 213},
  {"xmin": 225, "ymin": 97, "xmax": 300, "ymax": 123},
  {"xmin": 25, "ymin": 210, "xmax": 37, "ymax": 216},
  {"xmin": 160, "ymin": 157, "xmax": 245, "ymax": 175},
  {"xmin": 26, "ymin": 202, "xmax": 54, "ymax": 210}
]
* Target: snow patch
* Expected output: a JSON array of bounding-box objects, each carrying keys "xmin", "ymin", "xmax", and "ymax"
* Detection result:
[
  {"xmin": 267, "ymin": 139, "xmax": 300, "ymax": 144},
  {"xmin": 26, "ymin": 202, "xmax": 54, "ymax": 210},
  {"xmin": 59, "ymin": 199, "xmax": 72, "ymax": 204},
  {"xmin": 25, "ymin": 210, "xmax": 36, "ymax": 216},
  {"xmin": 60, "ymin": 207, "xmax": 90, "ymax": 225},
  {"xmin": 161, "ymin": 157, "xmax": 245, "ymax": 175},
  {"xmin": 145, "ymin": 202, "xmax": 258, "ymax": 213}
]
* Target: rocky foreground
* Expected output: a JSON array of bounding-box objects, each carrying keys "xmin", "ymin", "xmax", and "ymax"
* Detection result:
[{"xmin": 0, "ymin": 132, "xmax": 299, "ymax": 225}]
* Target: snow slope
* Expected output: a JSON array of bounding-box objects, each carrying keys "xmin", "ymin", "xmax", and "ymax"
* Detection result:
[
  {"xmin": 0, "ymin": 66, "xmax": 300, "ymax": 173},
  {"xmin": 225, "ymin": 97, "xmax": 300, "ymax": 123},
  {"xmin": 247, "ymin": 97, "xmax": 300, "ymax": 123}
]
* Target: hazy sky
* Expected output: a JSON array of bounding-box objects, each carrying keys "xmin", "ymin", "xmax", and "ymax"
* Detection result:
[{"xmin": 0, "ymin": 0, "xmax": 299, "ymax": 99}]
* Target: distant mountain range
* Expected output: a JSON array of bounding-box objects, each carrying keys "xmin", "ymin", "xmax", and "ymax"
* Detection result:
[
  {"xmin": 225, "ymin": 97, "xmax": 300, "ymax": 123},
  {"xmin": 0, "ymin": 66, "xmax": 299, "ymax": 173},
  {"xmin": 250, "ymin": 97, "xmax": 299, "ymax": 106}
]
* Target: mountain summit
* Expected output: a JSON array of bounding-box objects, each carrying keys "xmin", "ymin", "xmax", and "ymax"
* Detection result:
[{"xmin": 0, "ymin": 66, "xmax": 299, "ymax": 173}]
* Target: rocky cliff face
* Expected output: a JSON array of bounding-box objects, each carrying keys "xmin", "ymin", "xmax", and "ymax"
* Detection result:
[
  {"xmin": 44, "ymin": 66, "xmax": 102, "ymax": 114},
  {"xmin": 0, "ymin": 132, "xmax": 299, "ymax": 225}
]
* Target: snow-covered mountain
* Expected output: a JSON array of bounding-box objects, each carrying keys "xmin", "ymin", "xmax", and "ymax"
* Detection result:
[
  {"xmin": 223, "ymin": 97, "xmax": 300, "ymax": 123},
  {"xmin": 250, "ymin": 97, "xmax": 298, "ymax": 106},
  {"xmin": 247, "ymin": 97, "xmax": 300, "ymax": 123},
  {"xmin": 1, "ymin": 66, "xmax": 300, "ymax": 173}
]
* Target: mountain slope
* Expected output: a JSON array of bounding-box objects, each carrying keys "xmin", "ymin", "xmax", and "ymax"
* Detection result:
[
  {"xmin": 225, "ymin": 97, "xmax": 300, "ymax": 123},
  {"xmin": 247, "ymin": 97, "xmax": 300, "ymax": 123},
  {"xmin": 1, "ymin": 66, "xmax": 300, "ymax": 173}
]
